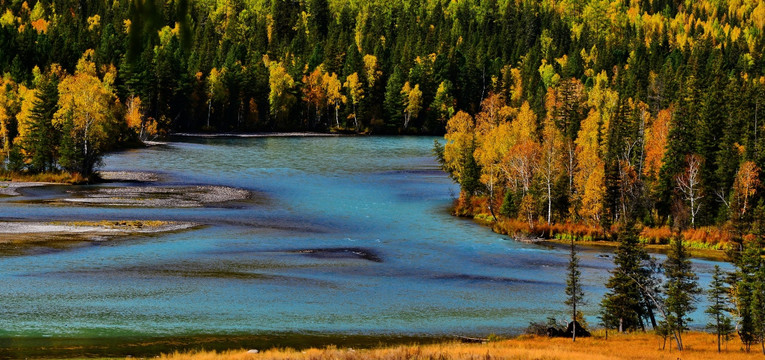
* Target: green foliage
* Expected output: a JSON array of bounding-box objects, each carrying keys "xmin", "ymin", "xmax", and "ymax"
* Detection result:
[
  {"xmin": 565, "ymin": 239, "xmax": 585, "ymax": 340},
  {"xmin": 22, "ymin": 76, "xmax": 60, "ymax": 173},
  {"xmin": 662, "ymin": 237, "xmax": 700, "ymax": 350},
  {"xmin": 600, "ymin": 222, "xmax": 659, "ymax": 332},
  {"xmin": 705, "ymin": 265, "xmax": 734, "ymax": 353}
]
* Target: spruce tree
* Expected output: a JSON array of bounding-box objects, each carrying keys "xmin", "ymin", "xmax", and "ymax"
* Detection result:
[
  {"xmin": 663, "ymin": 237, "xmax": 700, "ymax": 351},
  {"xmin": 706, "ymin": 265, "xmax": 734, "ymax": 353},
  {"xmin": 600, "ymin": 222, "xmax": 657, "ymax": 332},
  {"xmin": 22, "ymin": 76, "xmax": 60, "ymax": 173},
  {"xmin": 734, "ymin": 238, "xmax": 762, "ymax": 351},
  {"xmin": 565, "ymin": 238, "xmax": 585, "ymax": 341}
]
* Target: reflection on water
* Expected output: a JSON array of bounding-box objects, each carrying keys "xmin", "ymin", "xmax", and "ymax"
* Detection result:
[{"xmin": 0, "ymin": 136, "xmax": 734, "ymax": 354}]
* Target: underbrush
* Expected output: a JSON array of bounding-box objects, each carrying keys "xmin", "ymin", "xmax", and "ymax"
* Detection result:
[{"xmin": 0, "ymin": 171, "xmax": 88, "ymax": 184}]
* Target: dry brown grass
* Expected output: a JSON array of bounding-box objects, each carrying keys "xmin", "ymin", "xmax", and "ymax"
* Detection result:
[
  {"xmin": 0, "ymin": 171, "xmax": 88, "ymax": 184},
  {"xmin": 157, "ymin": 332, "xmax": 765, "ymax": 360}
]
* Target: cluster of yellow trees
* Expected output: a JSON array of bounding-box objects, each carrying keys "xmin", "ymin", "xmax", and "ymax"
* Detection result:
[
  {"xmin": 440, "ymin": 63, "xmax": 765, "ymax": 237},
  {"xmin": 0, "ymin": 50, "xmax": 154, "ymax": 176}
]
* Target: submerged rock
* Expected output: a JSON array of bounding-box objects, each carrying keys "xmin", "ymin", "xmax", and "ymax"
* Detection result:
[{"xmin": 291, "ymin": 247, "xmax": 382, "ymax": 262}]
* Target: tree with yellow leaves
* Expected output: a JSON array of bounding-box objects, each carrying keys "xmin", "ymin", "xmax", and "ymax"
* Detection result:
[
  {"xmin": 442, "ymin": 111, "xmax": 481, "ymax": 197},
  {"xmin": 501, "ymin": 102, "xmax": 540, "ymax": 226},
  {"xmin": 125, "ymin": 95, "xmax": 157, "ymax": 141},
  {"xmin": 207, "ymin": 67, "xmax": 228, "ymax": 128},
  {"xmin": 53, "ymin": 50, "xmax": 118, "ymax": 176},
  {"xmin": 575, "ymin": 109, "xmax": 606, "ymax": 224},
  {"xmin": 401, "ymin": 82, "xmax": 422, "ymax": 129},
  {"xmin": 538, "ymin": 116, "xmax": 564, "ymax": 224},
  {"xmin": 265, "ymin": 59, "xmax": 295, "ymax": 125},
  {"xmin": 344, "ymin": 72, "xmax": 364, "ymax": 131},
  {"xmin": 362, "ymin": 55, "xmax": 381, "ymax": 89},
  {"xmin": 473, "ymin": 94, "xmax": 514, "ymax": 220},
  {"xmin": 322, "ymin": 72, "xmax": 344, "ymax": 128},
  {"xmin": 0, "ymin": 75, "xmax": 20, "ymax": 160}
]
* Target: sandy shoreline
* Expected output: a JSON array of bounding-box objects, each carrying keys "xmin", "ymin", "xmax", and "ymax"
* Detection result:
[
  {"xmin": 46, "ymin": 185, "xmax": 253, "ymax": 207},
  {"xmin": 0, "ymin": 220, "xmax": 197, "ymax": 236},
  {"xmin": 0, "ymin": 181, "xmax": 61, "ymax": 196},
  {"xmin": 0, "ymin": 220, "xmax": 199, "ymax": 249},
  {"xmin": 98, "ymin": 171, "xmax": 162, "ymax": 182}
]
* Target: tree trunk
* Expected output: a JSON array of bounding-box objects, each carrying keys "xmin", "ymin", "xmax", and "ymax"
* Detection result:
[
  {"xmin": 207, "ymin": 100, "xmax": 212, "ymax": 128},
  {"xmin": 717, "ymin": 331, "xmax": 721, "ymax": 353},
  {"xmin": 572, "ymin": 302, "xmax": 577, "ymax": 342},
  {"xmin": 673, "ymin": 332, "xmax": 683, "ymax": 351},
  {"xmin": 547, "ymin": 180, "xmax": 552, "ymax": 224},
  {"xmin": 353, "ymin": 103, "xmax": 359, "ymax": 131}
]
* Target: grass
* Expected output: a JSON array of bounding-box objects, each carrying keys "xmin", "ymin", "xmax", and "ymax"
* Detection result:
[
  {"xmin": 51, "ymin": 220, "xmax": 171, "ymax": 228},
  {"xmin": 157, "ymin": 332, "xmax": 765, "ymax": 360},
  {"xmin": 0, "ymin": 171, "xmax": 88, "ymax": 184}
]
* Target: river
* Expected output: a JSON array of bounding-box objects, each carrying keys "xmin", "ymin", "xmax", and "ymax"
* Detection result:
[{"xmin": 0, "ymin": 136, "xmax": 733, "ymax": 357}]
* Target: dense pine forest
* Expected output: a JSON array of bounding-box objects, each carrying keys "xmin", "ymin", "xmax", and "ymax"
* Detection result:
[{"xmin": 0, "ymin": 0, "xmax": 763, "ymax": 235}]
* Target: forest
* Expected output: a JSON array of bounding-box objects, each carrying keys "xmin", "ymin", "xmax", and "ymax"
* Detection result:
[{"xmin": 0, "ymin": 0, "xmax": 763, "ymax": 230}]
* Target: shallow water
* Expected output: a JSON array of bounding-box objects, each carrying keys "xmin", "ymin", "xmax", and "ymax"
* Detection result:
[{"xmin": 0, "ymin": 136, "xmax": 733, "ymax": 354}]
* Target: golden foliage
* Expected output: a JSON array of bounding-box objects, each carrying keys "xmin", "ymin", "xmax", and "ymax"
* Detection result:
[
  {"xmin": 443, "ymin": 111, "xmax": 475, "ymax": 182},
  {"xmin": 53, "ymin": 50, "xmax": 118, "ymax": 157},
  {"xmin": 13, "ymin": 85, "xmax": 36, "ymax": 155},
  {"xmin": 401, "ymin": 82, "xmax": 422, "ymax": 128},
  {"xmin": 575, "ymin": 109, "xmax": 605, "ymax": 224},
  {"xmin": 732, "ymin": 161, "xmax": 761, "ymax": 217},
  {"xmin": 159, "ymin": 332, "xmax": 758, "ymax": 360},
  {"xmin": 643, "ymin": 108, "xmax": 671, "ymax": 179},
  {"xmin": 362, "ymin": 55, "xmax": 381, "ymax": 88}
]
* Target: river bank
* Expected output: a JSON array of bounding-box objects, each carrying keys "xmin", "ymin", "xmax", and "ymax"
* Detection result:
[
  {"xmin": 156, "ymin": 331, "xmax": 755, "ymax": 360},
  {"xmin": 464, "ymin": 209, "xmax": 734, "ymax": 262}
]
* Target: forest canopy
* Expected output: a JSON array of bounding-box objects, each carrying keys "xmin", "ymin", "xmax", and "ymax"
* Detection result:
[{"xmin": 0, "ymin": 0, "xmax": 763, "ymax": 181}]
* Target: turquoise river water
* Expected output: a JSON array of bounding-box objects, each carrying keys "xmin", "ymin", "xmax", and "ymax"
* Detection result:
[{"xmin": 0, "ymin": 136, "xmax": 733, "ymax": 357}]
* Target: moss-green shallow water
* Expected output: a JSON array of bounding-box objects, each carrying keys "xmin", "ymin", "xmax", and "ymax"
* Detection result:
[{"xmin": 0, "ymin": 136, "xmax": 732, "ymax": 358}]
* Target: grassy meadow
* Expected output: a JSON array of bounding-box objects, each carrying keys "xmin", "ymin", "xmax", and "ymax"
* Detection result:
[{"xmin": 155, "ymin": 332, "xmax": 764, "ymax": 360}]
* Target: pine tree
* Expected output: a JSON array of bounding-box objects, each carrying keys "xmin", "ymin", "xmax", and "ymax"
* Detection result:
[
  {"xmin": 734, "ymin": 238, "xmax": 762, "ymax": 351},
  {"xmin": 600, "ymin": 222, "xmax": 657, "ymax": 332},
  {"xmin": 22, "ymin": 75, "xmax": 60, "ymax": 173},
  {"xmin": 706, "ymin": 265, "xmax": 734, "ymax": 353},
  {"xmin": 384, "ymin": 66, "xmax": 405, "ymax": 129},
  {"xmin": 663, "ymin": 237, "xmax": 700, "ymax": 351},
  {"xmin": 565, "ymin": 238, "xmax": 585, "ymax": 341}
]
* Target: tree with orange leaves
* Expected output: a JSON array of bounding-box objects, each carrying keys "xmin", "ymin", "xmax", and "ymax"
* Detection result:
[
  {"xmin": 501, "ymin": 102, "xmax": 539, "ymax": 196},
  {"xmin": 302, "ymin": 66, "xmax": 326, "ymax": 128},
  {"xmin": 731, "ymin": 161, "xmax": 761, "ymax": 219},
  {"xmin": 644, "ymin": 108, "xmax": 672, "ymax": 181}
]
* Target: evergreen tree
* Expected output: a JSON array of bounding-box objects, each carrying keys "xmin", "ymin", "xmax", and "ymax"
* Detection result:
[
  {"xmin": 706, "ymin": 265, "xmax": 734, "ymax": 353},
  {"xmin": 600, "ymin": 222, "xmax": 658, "ymax": 332},
  {"xmin": 22, "ymin": 76, "xmax": 60, "ymax": 173},
  {"xmin": 733, "ymin": 238, "xmax": 762, "ymax": 351},
  {"xmin": 384, "ymin": 66, "xmax": 405, "ymax": 130},
  {"xmin": 662, "ymin": 237, "xmax": 700, "ymax": 351},
  {"xmin": 565, "ymin": 238, "xmax": 585, "ymax": 341}
]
